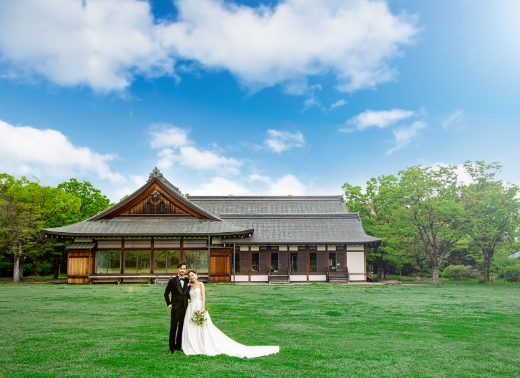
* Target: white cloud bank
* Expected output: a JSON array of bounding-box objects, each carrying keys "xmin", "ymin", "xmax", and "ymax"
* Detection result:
[
  {"xmin": 151, "ymin": 125, "xmax": 241, "ymax": 174},
  {"xmin": 190, "ymin": 177, "xmax": 254, "ymax": 196},
  {"xmin": 249, "ymin": 173, "xmax": 306, "ymax": 195},
  {"xmin": 330, "ymin": 99, "xmax": 347, "ymax": 110},
  {"xmin": 190, "ymin": 172, "xmax": 307, "ymax": 196},
  {"xmin": 344, "ymin": 108, "xmax": 415, "ymax": 131},
  {"xmin": 386, "ymin": 121, "xmax": 425, "ymax": 155},
  {"xmin": 264, "ymin": 129, "xmax": 305, "ymax": 153},
  {"xmin": 0, "ymin": 0, "xmax": 419, "ymax": 93},
  {"xmin": 0, "ymin": 119, "xmax": 124, "ymax": 182}
]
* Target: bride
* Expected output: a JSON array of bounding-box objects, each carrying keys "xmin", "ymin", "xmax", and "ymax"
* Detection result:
[{"xmin": 182, "ymin": 270, "xmax": 279, "ymax": 358}]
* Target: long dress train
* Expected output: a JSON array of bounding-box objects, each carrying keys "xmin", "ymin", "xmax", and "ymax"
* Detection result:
[{"xmin": 182, "ymin": 287, "xmax": 279, "ymax": 358}]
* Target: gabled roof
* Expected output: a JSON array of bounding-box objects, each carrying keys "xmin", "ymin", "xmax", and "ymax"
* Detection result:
[{"xmin": 90, "ymin": 168, "xmax": 220, "ymax": 221}]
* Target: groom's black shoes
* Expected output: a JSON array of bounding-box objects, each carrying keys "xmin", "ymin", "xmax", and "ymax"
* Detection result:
[{"xmin": 168, "ymin": 350, "xmax": 174, "ymax": 355}]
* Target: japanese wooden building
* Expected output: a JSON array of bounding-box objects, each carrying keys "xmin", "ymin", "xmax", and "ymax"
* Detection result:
[{"xmin": 43, "ymin": 168, "xmax": 381, "ymax": 284}]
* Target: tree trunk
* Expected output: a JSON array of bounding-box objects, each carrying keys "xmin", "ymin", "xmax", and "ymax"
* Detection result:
[
  {"xmin": 13, "ymin": 254, "xmax": 21, "ymax": 283},
  {"xmin": 376, "ymin": 256, "xmax": 383, "ymax": 281},
  {"xmin": 431, "ymin": 263, "xmax": 440, "ymax": 284},
  {"xmin": 53, "ymin": 252, "xmax": 64, "ymax": 279},
  {"xmin": 31, "ymin": 258, "xmax": 39, "ymax": 277},
  {"xmin": 20, "ymin": 257, "xmax": 24, "ymax": 279},
  {"xmin": 483, "ymin": 250, "xmax": 492, "ymax": 282}
]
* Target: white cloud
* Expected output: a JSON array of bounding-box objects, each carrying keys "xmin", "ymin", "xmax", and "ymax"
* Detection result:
[
  {"xmin": 248, "ymin": 174, "xmax": 272, "ymax": 183},
  {"xmin": 345, "ymin": 108, "xmax": 415, "ymax": 131},
  {"xmin": 249, "ymin": 173, "xmax": 306, "ymax": 195},
  {"xmin": 267, "ymin": 174, "xmax": 306, "ymax": 195},
  {"xmin": 175, "ymin": 146, "xmax": 242, "ymax": 174},
  {"xmin": 164, "ymin": 0, "xmax": 418, "ymax": 93},
  {"xmin": 151, "ymin": 126, "xmax": 242, "ymax": 174},
  {"xmin": 0, "ymin": 0, "xmax": 418, "ymax": 93},
  {"xmin": 442, "ymin": 109, "xmax": 464, "ymax": 128},
  {"xmin": 330, "ymin": 99, "xmax": 347, "ymax": 109},
  {"xmin": 0, "ymin": 0, "xmax": 174, "ymax": 91},
  {"xmin": 301, "ymin": 96, "xmax": 322, "ymax": 112},
  {"xmin": 150, "ymin": 125, "xmax": 189, "ymax": 148},
  {"xmin": 264, "ymin": 129, "xmax": 305, "ymax": 153},
  {"xmin": 0, "ymin": 119, "xmax": 124, "ymax": 182},
  {"xmin": 386, "ymin": 121, "xmax": 426, "ymax": 155},
  {"xmin": 114, "ymin": 174, "xmax": 147, "ymax": 201},
  {"xmin": 190, "ymin": 173, "xmax": 306, "ymax": 196},
  {"xmin": 432, "ymin": 162, "xmax": 473, "ymax": 185},
  {"xmin": 190, "ymin": 177, "xmax": 254, "ymax": 196}
]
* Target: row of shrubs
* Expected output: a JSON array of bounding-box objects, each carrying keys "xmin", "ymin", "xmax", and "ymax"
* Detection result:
[{"xmin": 442, "ymin": 264, "xmax": 520, "ymax": 282}]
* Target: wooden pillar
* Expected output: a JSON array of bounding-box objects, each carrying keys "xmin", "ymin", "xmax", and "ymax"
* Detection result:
[
  {"xmin": 150, "ymin": 237, "xmax": 154, "ymax": 274},
  {"xmin": 207, "ymin": 235, "xmax": 211, "ymax": 283},
  {"xmin": 180, "ymin": 237, "xmax": 184, "ymax": 263},
  {"xmin": 306, "ymin": 248, "xmax": 309, "ymax": 281},
  {"xmin": 248, "ymin": 247, "xmax": 251, "ymax": 282},
  {"xmin": 121, "ymin": 238, "xmax": 125, "ymax": 275}
]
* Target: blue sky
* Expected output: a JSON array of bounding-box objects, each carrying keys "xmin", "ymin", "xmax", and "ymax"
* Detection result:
[{"xmin": 0, "ymin": 0, "xmax": 519, "ymax": 202}]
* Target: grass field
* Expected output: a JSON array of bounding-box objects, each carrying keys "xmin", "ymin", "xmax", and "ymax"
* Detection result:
[{"xmin": 0, "ymin": 283, "xmax": 519, "ymax": 378}]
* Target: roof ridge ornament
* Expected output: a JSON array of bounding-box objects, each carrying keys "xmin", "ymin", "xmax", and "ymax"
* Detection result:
[
  {"xmin": 148, "ymin": 167, "xmax": 165, "ymax": 182},
  {"xmin": 147, "ymin": 167, "xmax": 181, "ymax": 194}
]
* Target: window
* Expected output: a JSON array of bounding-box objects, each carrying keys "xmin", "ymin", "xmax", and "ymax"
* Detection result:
[
  {"xmin": 167, "ymin": 250, "xmax": 180, "ymax": 273},
  {"xmin": 184, "ymin": 250, "xmax": 209, "ymax": 273},
  {"xmin": 290, "ymin": 253, "xmax": 298, "ymax": 272},
  {"xmin": 124, "ymin": 250, "xmax": 151, "ymax": 274},
  {"xmin": 154, "ymin": 251, "xmax": 167, "ymax": 273},
  {"xmin": 251, "ymin": 253, "xmax": 259, "ymax": 272},
  {"xmin": 96, "ymin": 251, "xmax": 120, "ymax": 274},
  {"xmin": 154, "ymin": 250, "xmax": 180, "ymax": 274},
  {"xmin": 328, "ymin": 252, "xmax": 337, "ymax": 272},
  {"xmin": 124, "ymin": 251, "xmax": 137, "ymax": 273},
  {"xmin": 298, "ymin": 246, "xmax": 306, "ymax": 251},
  {"xmin": 270, "ymin": 252, "xmax": 279, "ymax": 273},
  {"xmin": 336, "ymin": 245, "xmax": 346, "ymax": 251},
  {"xmin": 309, "ymin": 252, "xmax": 317, "ymax": 272},
  {"xmin": 137, "ymin": 251, "xmax": 150, "ymax": 273}
]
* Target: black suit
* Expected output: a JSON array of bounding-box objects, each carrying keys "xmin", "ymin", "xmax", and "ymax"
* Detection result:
[{"xmin": 164, "ymin": 276, "xmax": 190, "ymax": 351}]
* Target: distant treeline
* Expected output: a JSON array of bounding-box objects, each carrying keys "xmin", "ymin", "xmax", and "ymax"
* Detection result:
[
  {"xmin": 343, "ymin": 161, "xmax": 520, "ymax": 284},
  {"xmin": 0, "ymin": 174, "xmax": 111, "ymax": 282}
]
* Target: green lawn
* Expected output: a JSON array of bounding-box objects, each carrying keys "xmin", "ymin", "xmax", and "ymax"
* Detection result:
[{"xmin": 0, "ymin": 283, "xmax": 519, "ymax": 378}]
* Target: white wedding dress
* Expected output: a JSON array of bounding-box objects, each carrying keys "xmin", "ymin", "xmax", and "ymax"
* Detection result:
[{"xmin": 182, "ymin": 287, "xmax": 279, "ymax": 358}]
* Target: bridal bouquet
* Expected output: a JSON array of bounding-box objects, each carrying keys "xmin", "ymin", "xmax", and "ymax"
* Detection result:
[{"xmin": 190, "ymin": 310, "xmax": 207, "ymax": 327}]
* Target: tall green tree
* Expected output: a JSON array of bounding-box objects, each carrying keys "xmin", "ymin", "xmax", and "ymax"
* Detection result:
[
  {"xmin": 462, "ymin": 161, "xmax": 520, "ymax": 281},
  {"xmin": 28, "ymin": 186, "xmax": 81, "ymax": 276},
  {"xmin": 395, "ymin": 165, "xmax": 466, "ymax": 284},
  {"xmin": 57, "ymin": 179, "xmax": 112, "ymax": 221},
  {"xmin": 54, "ymin": 179, "xmax": 111, "ymax": 278},
  {"xmin": 343, "ymin": 175, "xmax": 410, "ymax": 279},
  {"xmin": 0, "ymin": 174, "xmax": 43, "ymax": 282}
]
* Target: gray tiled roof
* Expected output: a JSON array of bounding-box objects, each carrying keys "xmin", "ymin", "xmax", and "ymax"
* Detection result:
[
  {"xmin": 43, "ymin": 218, "xmax": 253, "ymax": 237},
  {"xmin": 42, "ymin": 169, "xmax": 380, "ymax": 244},
  {"xmin": 66, "ymin": 242, "xmax": 96, "ymax": 250},
  {"xmin": 221, "ymin": 214, "xmax": 380, "ymax": 244},
  {"xmin": 189, "ymin": 196, "xmax": 348, "ymax": 215}
]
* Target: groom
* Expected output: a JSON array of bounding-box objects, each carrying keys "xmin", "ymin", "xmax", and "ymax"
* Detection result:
[{"xmin": 164, "ymin": 262, "xmax": 190, "ymax": 354}]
